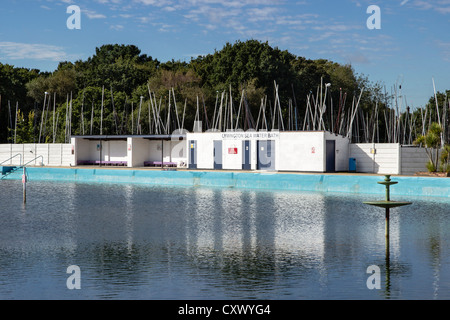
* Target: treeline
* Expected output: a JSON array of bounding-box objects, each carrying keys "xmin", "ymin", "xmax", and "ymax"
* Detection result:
[{"xmin": 0, "ymin": 40, "xmax": 448, "ymax": 145}]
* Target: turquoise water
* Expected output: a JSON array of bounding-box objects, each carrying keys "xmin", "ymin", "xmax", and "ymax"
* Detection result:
[
  {"xmin": 2, "ymin": 167, "xmax": 449, "ymax": 198},
  {"xmin": 0, "ymin": 179, "xmax": 449, "ymax": 300}
]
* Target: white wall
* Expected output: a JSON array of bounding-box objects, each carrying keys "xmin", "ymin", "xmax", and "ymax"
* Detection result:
[
  {"xmin": 129, "ymin": 138, "xmax": 148, "ymax": 167},
  {"xmin": 278, "ymin": 132, "xmax": 349, "ymax": 172},
  {"xmin": 108, "ymin": 140, "xmax": 128, "ymax": 161},
  {"xmin": 277, "ymin": 132, "xmax": 325, "ymax": 172},
  {"xmin": 0, "ymin": 143, "xmax": 74, "ymax": 167},
  {"xmin": 349, "ymin": 144, "xmax": 437, "ymax": 175},
  {"xmin": 187, "ymin": 132, "xmax": 222, "ymax": 169},
  {"xmin": 222, "ymin": 139, "xmax": 243, "ymax": 170},
  {"xmin": 170, "ymin": 139, "xmax": 188, "ymax": 167},
  {"xmin": 349, "ymin": 143, "xmax": 400, "ymax": 174},
  {"xmin": 74, "ymin": 138, "xmax": 93, "ymax": 162}
]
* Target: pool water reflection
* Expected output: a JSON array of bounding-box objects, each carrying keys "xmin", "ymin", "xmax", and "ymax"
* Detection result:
[{"xmin": 0, "ymin": 180, "xmax": 448, "ymax": 299}]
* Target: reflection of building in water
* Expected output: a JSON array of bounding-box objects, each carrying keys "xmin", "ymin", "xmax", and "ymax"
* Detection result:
[
  {"xmin": 272, "ymin": 192, "xmax": 327, "ymax": 259},
  {"xmin": 183, "ymin": 188, "xmax": 331, "ymax": 273},
  {"xmin": 124, "ymin": 184, "xmax": 134, "ymax": 254},
  {"xmin": 182, "ymin": 187, "xmax": 420, "ymax": 291}
]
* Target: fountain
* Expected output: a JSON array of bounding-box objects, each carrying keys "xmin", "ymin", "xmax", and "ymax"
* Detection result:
[
  {"xmin": 363, "ymin": 175, "xmax": 412, "ymax": 241},
  {"xmin": 364, "ymin": 175, "xmax": 412, "ymax": 297}
]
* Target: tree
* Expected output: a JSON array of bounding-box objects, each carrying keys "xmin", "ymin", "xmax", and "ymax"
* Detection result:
[
  {"xmin": 440, "ymin": 144, "xmax": 450, "ymax": 173},
  {"xmin": 7, "ymin": 109, "xmax": 35, "ymax": 143},
  {"xmin": 75, "ymin": 44, "xmax": 159, "ymax": 95},
  {"xmin": 0, "ymin": 63, "xmax": 40, "ymax": 142},
  {"xmin": 414, "ymin": 122, "xmax": 443, "ymax": 172},
  {"xmin": 1, "ymin": 41, "xmax": 408, "ymax": 142}
]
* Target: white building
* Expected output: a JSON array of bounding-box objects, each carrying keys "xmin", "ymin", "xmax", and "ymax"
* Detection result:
[
  {"xmin": 186, "ymin": 131, "xmax": 349, "ymax": 172},
  {"xmin": 71, "ymin": 131, "xmax": 350, "ymax": 173}
]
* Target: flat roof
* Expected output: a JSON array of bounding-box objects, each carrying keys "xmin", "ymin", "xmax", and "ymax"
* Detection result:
[{"xmin": 72, "ymin": 134, "xmax": 186, "ymax": 141}]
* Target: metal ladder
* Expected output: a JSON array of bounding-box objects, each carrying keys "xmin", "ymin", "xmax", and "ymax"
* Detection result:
[
  {"xmin": 1, "ymin": 155, "xmax": 43, "ymax": 180},
  {"xmin": 0, "ymin": 154, "xmax": 22, "ymax": 178}
]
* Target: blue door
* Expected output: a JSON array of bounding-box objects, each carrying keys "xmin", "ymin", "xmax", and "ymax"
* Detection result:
[
  {"xmin": 214, "ymin": 140, "xmax": 222, "ymax": 170},
  {"xmin": 326, "ymin": 140, "xmax": 336, "ymax": 172},
  {"xmin": 257, "ymin": 140, "xmax": 275, "ymax": 170},
  {"xmin": 189, "ymin": 140, "xmax": 197, "ymax": 169},
  {"xmin": 242, "ymin": 140, "xmax": 251, "ymax": 170}
]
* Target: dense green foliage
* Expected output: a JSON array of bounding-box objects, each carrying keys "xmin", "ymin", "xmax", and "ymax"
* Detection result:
[{"xmin": 0, "ymin": 41, "xmax": 448, "ymax": 144}]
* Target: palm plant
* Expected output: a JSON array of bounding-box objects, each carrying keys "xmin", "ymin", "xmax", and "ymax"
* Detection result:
[{"xmin": 414, "ymin": 122, "xmax": 443, "ymax": 172}]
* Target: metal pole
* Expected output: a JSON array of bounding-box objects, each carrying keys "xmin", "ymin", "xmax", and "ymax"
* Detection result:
[
  {"xmin": 385, "ymin": 177, "xmax": 390, "ymax": 240},
  {"xmin": 385, "ymin": 207, "xmax": 390, "ymax": 241},
  {"xmin": 99, "ymin": 140, "xmax": 102, "ymax": 167},
  {"xmin": 22, "ymin": 167, "xmax": 26, "ymax": 204},
  {"xmin": 161, "ymin": 139, "xmax": 164, "ymax": 169}
]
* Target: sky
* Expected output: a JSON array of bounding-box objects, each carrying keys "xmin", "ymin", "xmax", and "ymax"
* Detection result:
[{"xmin": 0, "ymin": 0, "xmax": 449, "ymax": 108}]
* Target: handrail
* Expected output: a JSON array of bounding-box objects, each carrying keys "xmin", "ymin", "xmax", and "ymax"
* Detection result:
[
  {"xmin": 1, "ymin": 155, "xmax": 44, "ymax": 180},
  {"xmin": 0, "ymin": 153, "xmax": 22, "ymax": 166},
  {"xmin": 21, "ymin": 155, "xmax": 44, "ymax": 168}
]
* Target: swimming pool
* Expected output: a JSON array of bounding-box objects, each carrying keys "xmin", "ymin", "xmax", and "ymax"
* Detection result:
[
  {"xmin": 2, "ymin": 167, "xmax": 449, "ymax": 198},
  {"xmin": 0, "ymin": 178, "xmax": 448, "ymax": 299}
]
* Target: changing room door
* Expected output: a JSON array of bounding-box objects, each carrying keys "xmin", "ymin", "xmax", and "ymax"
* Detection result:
[
  {"xmin": 242, "ymin": 140, "xmax": 251, "ymax": 170},
  {"xmin": 189, "ymin": 140, "xmax": 197, "ymax": 169},
  {"xmin": 257, "ymin": 140, "xmax": 275, "ymax": 170},
  {"xmin": 214, "ymin": 140, "xmax": 222, "ymax": 170},
  {"xmin": 326, "ymin": 140, "xmax": 336, "ymax": 173}
]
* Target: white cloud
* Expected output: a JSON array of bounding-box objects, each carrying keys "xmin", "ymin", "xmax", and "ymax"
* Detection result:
[
  {"xmin": 410, "ymin": 0, "xmax": 450, "ymax": 14},
  {"xmin": 436, "ymin": 40, "xmax": 450, "ymax": 61},
  {"xmin": 0, "ymin": 42, "xmax": 69, "ymax": 61},
  {"xmin": 133, "ymin": 0, "xmax": 173, "ymax": 7},
  {"xmin": 84, "ymin": 10, "xmax": 107, "ymax": 19},
  {"xmin": 110, "ymin": 24, "xmax": 125, "ymax": 31}
]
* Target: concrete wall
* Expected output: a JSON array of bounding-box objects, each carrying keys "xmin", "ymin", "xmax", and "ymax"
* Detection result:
[
  {"xmin": 349, "ymin": 143, "xmax": 401, "ymax": 174},
  {"xmin": 349, "ymin": 144, "xmax": 433, "ymax": 175},
  {"xmin": 0, "ymin": 143, "xmax": 74, "ymax": 166},
  {"xmin": 401, "ymin": 146, "xmax": 431, "ymax": 175}
]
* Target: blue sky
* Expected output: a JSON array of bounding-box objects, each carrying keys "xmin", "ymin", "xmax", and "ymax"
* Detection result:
[{"xmin": 0, "ymin": 0, "xmax": 449, "ymax": 108}]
